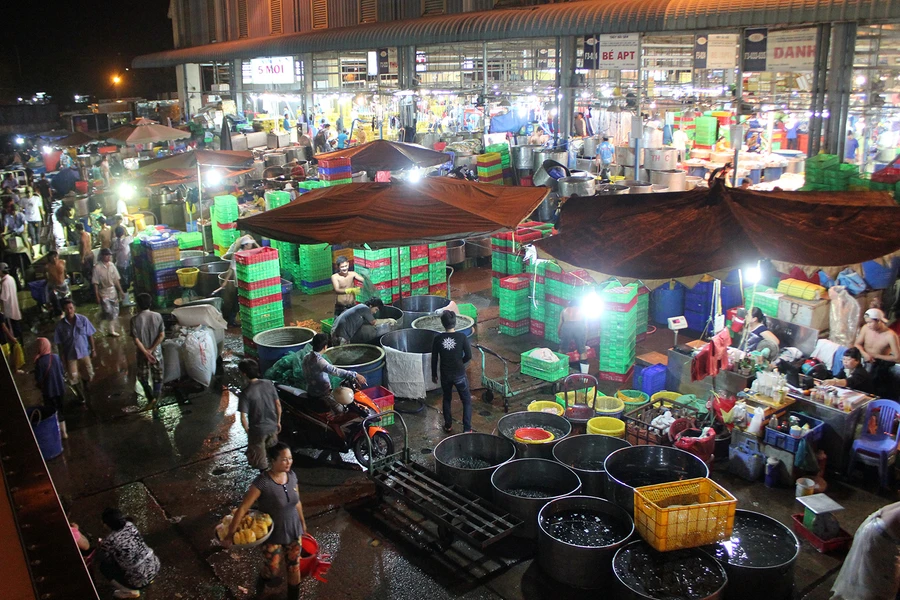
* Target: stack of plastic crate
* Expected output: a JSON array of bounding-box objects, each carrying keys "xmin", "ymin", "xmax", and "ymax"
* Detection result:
[
  {"xmin": 802, "ymin": 154, "xmax": 857, "ymax": 192},
  {"xmin": 264, "ymin": 190, "xmax": 292, "ymax": 210},
  {"xmin": 295, "ymin": 244, "xmax": 333, "ymax": 294},
  {"xmin": 484, "ymin": 143, "xmax": 513, "ymax": 184},
  {"xmin": 498, "ymin": 274, "xmax": 533, "ymax": 337},
  {"xmin": 404, "ymin": 244, "xmax": 428, "ymax": 297},
  {"xmin": 398, "ymin": 246, "xmax": 412, "ymax": 297},
  {"xmin": 235, "ymin": 247, "xmax": 284, "ymax": 356},
  {"xmin": 355, "ymin": 248, "xmax": 398, "ymax": 303},
  {"xmin": 597, "ymin": 284, "xmax": 638, "ymax": 383},
  {"xmin": 526, "ymin": 261, "xmax": 549, "ymax": 338},
  {"xmin": 297, "ymin": 180, "xmax": 327, "ymax": 192},
  {"xmin": 634, "ymin": 283, "xmax": 651, "ymax": 341},
  {"xmin": 477, "ymin": 152, "xmax": 504, "ymax": 185},
  {"xmin": 544, "ymin": 268, "xmax": 594, "ymax": 344},
  {"xmin": 693, "ymin": 116, "xmax": 718, "ymax": 146},
  {"xmin": 318, "ymin": 157, "xmax": 353, "ymax": 187},
  {"xmin": 212, "ymin": 195, "xmax": 239, "ymax": 256},
  {"xmin": 140, "ymin": 236, "xmax": 181, "ymax": 308},
  {"xmin": 174, "ymin": 231, "xmax": 203, "ymax": 251},
  {"xmin": 428, "ymin": 242, "xmax": 447, "ymax": 297}
]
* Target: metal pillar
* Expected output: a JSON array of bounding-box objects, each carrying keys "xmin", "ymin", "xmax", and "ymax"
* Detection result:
[
  {"xmin": 231, "ymin": 59, "xmax": 244, "ymax": 115},
  {"xmin": 300, "ymin": 53, "xmax": 314, "ymax": 128},
  {"xmin": 558, "ymin": 36, "xmax": 576, "ymax": 143},
  {"xmin": 635, "ymin": 35, "xmax": 644, "ymax": 176},
  {"xmin": 807, "ymin": 24, "xmax": 831, "ymax": 157},
  {"xmin": 482, "ymin": 42, "xmax": 489, "ymax": 98},
  {"xmin": 732, "ymin": 31, "xmax": 744, "ymax": 187},
  {"xmin": 825, "ymin": 23, "xmax": 857, "ymax": 159},
  {"xmin": 398, "ymin": 46, "xmax": 416, "ymax": 91}
]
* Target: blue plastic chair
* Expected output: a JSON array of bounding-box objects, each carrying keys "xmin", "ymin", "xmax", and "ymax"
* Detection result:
[{"xmin": 848, "ymin": 399, "xmax": 900, "ymax": 489}]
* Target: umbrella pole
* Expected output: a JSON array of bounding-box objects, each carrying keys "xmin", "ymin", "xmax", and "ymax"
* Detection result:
[{"xmin": 198, "ymin": 161, "xmax": 209, "ymax": 253}]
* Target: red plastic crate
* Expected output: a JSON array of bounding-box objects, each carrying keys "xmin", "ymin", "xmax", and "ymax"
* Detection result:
[
  {"xmin": 235, "ymin": 246, "xmax": 279, "ymax": 265},
  {"xmin": 546, "ymin": 268, "xmax": 593, "ymax": 286},
  {"xmin": 412, "ymin": 279, "xmax": 429, "ymax": 290},
  {"xmin": 215, "ymin": 221, "xmax": 237, "ymax": 230},
  {"xmin": 400, "ymin": 276, "xmax": 411, "ymax": 286},
  {"xmin": 410, "ymin": 245, "xmax": 429, "ymax": 259},
  {"xmin": 429, "ymin": 247, "xmax": 447, "ymax": 262},
  {"xmin": 238, "ymin": 276, "xmax": 282, "ymax": 291},
  {"xmin": 606, "ymin": 295, "xmax": 639, "ymax": 313},
  {"xmin": 242, "ymin": 336, "xmax": 257, "ymax": 349},
  {"xmin": 499, "ymin": 317, "xmax": 529, "ymax": 329},
  {"xmin": 429, "ymin": 283, "xmax": 447, "ymax": 296},
  {"xmin": 500, "ymin": 274, "xmax": 534, "ymax": 291},
  {"xmin": 534, "ymin": 275, "xmax": 545, "ymax": 284},
  {"xmin": 238, "ymin": 292, "xmax": 283, "ymax": 308},
  {"xmin": 361, "ymin": 385, "xmax": 395, "ymax": 425},
  {"xmin": 530, "ymin": 320, "xmax": 545, "ymax": 337},
  {"xmin": 371, "ymin": 279, "xmax": 397, "ymax": 291},
  {"xmin": 491, "ymin": 270, "xmax": 506, "ymax": 280},
  {"xmin": 514, "ymin": 230, "xmax": 543, "ymax": 244},
  {"xmin": 411, "ymin": 265, "xmax": 428, "ymax": 276},
  {"xmin": 790, "ymin": 515, "xmax": 852, "ymax": 553},
  {"xmin": 356, "ymin": 257, "xmax": 392, "ymax": 268},
  {"xmin": 598, "ymin": 366, "xmax": 634, "ymax": 383},
  {"xmin": 546, "ymin": 294, "xmax": 569, "ymax": 307},
  {"xmin": 318, "ymin": 157, "xmax": 351, "ymax": 168}
]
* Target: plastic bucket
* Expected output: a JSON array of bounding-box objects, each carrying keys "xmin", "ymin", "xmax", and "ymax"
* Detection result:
[
  {"xmin": 27, "ymin": 407, "xmax": 63, "ymax": 460},
  {"xmin": 795, "ymin": 478, "xmax": 815, "ymax": 497},
  {"xmin": 587, "ymin": 417, "xmax": 625, "ymax": 438},
  {"xmin": 528, "ymin": 400, "xmax": 565, "ymax": 416},
  {"xmin": 253, "ymin": 327, "xmax": 316, "ymax": 374},
  {"xmin": 594, "ymin": 396, "xmax": 625, "ymax": 420},
  {"xmin": 651, "ymin": 391, "xmax": 681, "ymax": 408},
  {"xmin": 766, "ymin": 166, "xmax": 784, "ymax": 181},
  {"xmin": 321, "ymin": 344, "xmax": 386, "ymax": 388}
]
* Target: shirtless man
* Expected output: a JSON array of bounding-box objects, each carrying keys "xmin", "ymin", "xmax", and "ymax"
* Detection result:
[
  {"xmin": 331, "ymin": 255, "xmax": 364, "ymax": 317},
  {"xmin": 45, "ymin": 250, "xmax": 68, "ymax": 314},
  {"xmin": 855, "ymin": 308, "xmax": 900, "ymax": 398},
  {"xmin": 558, "ymin": 300, "xmax": 591, "ymax": 373}
]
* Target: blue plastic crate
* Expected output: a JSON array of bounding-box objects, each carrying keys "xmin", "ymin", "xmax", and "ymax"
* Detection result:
[
  {"xmin": 763, "ymin": 412, "xmax": 825, "ymax": 454},
  {"xmin": 636, "ymin": 363, "xmax": 667, "ymax": 397},
  {"xmin": 684, "ymin": 309, "xmax": 711, "ymax": 335}
]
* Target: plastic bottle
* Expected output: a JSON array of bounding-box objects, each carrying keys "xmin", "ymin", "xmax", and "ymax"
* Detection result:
[{"xmin": 747, "ymin": 407, "xmax": 764, "ymax": 436}]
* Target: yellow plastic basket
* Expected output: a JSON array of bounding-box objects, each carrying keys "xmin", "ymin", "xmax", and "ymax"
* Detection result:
[
  {"xmin": 176, "ymin": 267, "xmax": 199, "ymax": 287},
  {"xmin": 556, "ymin": 387, "xmax": 597, "ymax": 409},
  {"xmin": 527, "ymin": 400, "xmax": 565, "ymax": 416},
  {"xmin": 586, "ymin": 417, "xmax": 625, "ymax": 438},
  {"xmin": 633, "ymin": 477, "xmax": 737, "ymax": 552},
  {"xmin": 650, "ymin": 391, "xmax": 682, "ymax": 408}
]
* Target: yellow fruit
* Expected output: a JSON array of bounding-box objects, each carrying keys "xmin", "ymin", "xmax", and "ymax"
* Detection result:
[
  {"xmin": 233, "ymin": 531, "xmax": 242, "ymax": 545},
  {"xmin": 245, "ymin": 529, "xmax": 256, "ymax": 543},
  {"xmin": 261, "ymin": 514, "xmax": 273, "ymax": 527}
]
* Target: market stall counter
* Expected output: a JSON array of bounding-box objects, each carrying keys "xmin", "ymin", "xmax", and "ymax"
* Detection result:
[{"xmin": 789, "ymin": 390, "xmax": 875, "ymax": 473}]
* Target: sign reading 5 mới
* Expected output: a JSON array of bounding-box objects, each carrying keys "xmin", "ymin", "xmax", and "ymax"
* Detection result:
[
  {"xmin": 249, "ymin": 56, "xmax": 295, "ymax": 85},
  {"xmin": 598, "ymin": 33, "xmax": 640, "ymax": 70}
]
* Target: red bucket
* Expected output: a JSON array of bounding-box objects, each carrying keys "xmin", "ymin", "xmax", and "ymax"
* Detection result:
[{"xmin": 299, "ymin": 533, "xmax": 331, "ymax": 582}]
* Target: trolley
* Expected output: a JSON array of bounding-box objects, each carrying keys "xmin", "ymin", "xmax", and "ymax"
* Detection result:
[
  {"xmin": 364, "ymin": 411, "xmax": 521, "ymax": 549},
  {"xmin": 473, "ymin": 344, "xmax": 565, "ymax": 413}
]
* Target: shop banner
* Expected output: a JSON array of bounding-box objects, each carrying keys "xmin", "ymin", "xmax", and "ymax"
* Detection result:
[
  {"xmin": 742, "ymin": 28, "xmax": 768, "ymax": 73},
  {"xmin": 248, "ymin": 56, "xmax": 294, "ymax": 85},
  {"xmin": 766, "ymin": 29, "xmax": 816, "ymax": 72},
  {"xmin": 598, "ymin": 33, "xmax": 640, "ymax": 70},
  {"xmin": 695, "ymin": 33, "xmax": 738, "ymax": 70},
  {"xmin": 377, "ymin": 48, "xmax": 390, "ymax": 75},
  {"xmin": 582, "ymin": 35, "xmax": 599, "ymax": 70},
  {"xmin": 693, "ymin": 34, "xmax": 708, "ymax": 70}
]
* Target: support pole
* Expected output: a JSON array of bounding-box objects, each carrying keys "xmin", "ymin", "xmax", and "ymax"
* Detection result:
[{"xmin": 732, "ymin": 31, "xmax": 744, "ymax": 187}]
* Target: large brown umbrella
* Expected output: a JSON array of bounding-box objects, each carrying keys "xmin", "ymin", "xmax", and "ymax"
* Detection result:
[
  {"xmin": 536, "ymin": 180, "xmax": 900, "ymax": 280},
  {"xmin": 107, "ymin": 120, "xmax": 190, "ymax": 145},
  {"xmin": 237, "ymin": 177, "xmax": 548, "ymax": 246},
  {"xmin": 315, "ymin": 140, "xmax": 450, "ymax": 171},
  {"xmin": 141, "ymin": 166, "xmax": 255, "ymax": 188},
  {"xmin": 136, "ymin": 149, "xmax": 253, "ymax": 174},
  {"xmin": 55, "ymin": 131, "xmax": 97, "ymax": 147}
]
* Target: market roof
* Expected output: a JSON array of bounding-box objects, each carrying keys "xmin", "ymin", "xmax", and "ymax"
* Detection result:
[{"xmin": 133, "ymin": 0, "xmax": 899, "ymax": 69}]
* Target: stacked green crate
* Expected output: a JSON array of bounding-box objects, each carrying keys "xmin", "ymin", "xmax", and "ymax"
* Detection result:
[
  {"xmin": 296, "ymin": 244, "xmax": 333, "ymax": 294},
  {"xmin": 266, "ymin": 193, "xmax": 298, "ymax": 279},
  {"xmin": 634, "ymin": 283, "xmax": 650, "ymax": 337},
  {"xmin": 174, "ymin": 231, "xmax": 203, "ymax": 250},
  {"xmin": 801, "ymin": 154, "xmax": 840, "ymax": 191},
  {"xmin": 498, "ymin": 275, "xmax": 532, "ymax": 331},
  {"xmin": 236, "ymin": 247, "xmax": 284, "ymax": 356},
  {"xmin": 264, "ymin": 190, "xmax": 291, "ymax": 210},
  {"xmin": 527, "ymin": 261, "xmax": 548, "ymax": 326},
  {"xmin": 693, "ymin": 117, "xmax": 718, "ymax": 146},
  {"xmin": 597, "ymin": 284, "xmax": 638, "ymax": 376},
  {"xmin": 212, "ymin": 196, "xmax": 239, "ymax": 256}
]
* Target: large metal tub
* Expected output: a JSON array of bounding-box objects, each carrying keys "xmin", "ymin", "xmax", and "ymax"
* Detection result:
[
  {"xmin": 380, "ymin": 328, "xmax": 440, "ymax": 398},
  {"xmin": 511, "ymin": 145, "xmax": 541, "ymax": 170},
  {"xmin": 321, "ymin": 344, "xmax": 386, "ymax": 388},
  {"xmin": 538, "ymin": 496, "xmax": 634, "ymax": 589},
  {"xmin": 465, "ymin": 236, "xmax": 492, "ymax": 258},
  {"xmin": 412, "ymin": 314, "xmax": 475, "ymax": 339},
  {"xmin": 533, "ymin": 149, "xmax": 567, "ymax": 173},
  {"xmin": 433, "ymin": 433, "xmax": 516, "ymax": 499},
  {"xmin": 702, "ymin": 510, "xmax": 799, "ymax": 600},
  {"xmin": 376, "ymin": 305, "xmax": 404, "ymax": 333},
  {"xmin": 496, "ymin": 411, "xmax": 571, "ymax": 460},
  {"xmin": 446, "ymin": 240, "xmax": 466, "ymax": 264},
  {"xmin": 197, "ymin": 261, "xmax": 231, "ymax": 297},
  {"xmin": 398, "ymin": 295, "xmax": 450, "ymax": 327},
  {"xmin": 491, "ymin": 458, "xmax": 581, "ymax": 538},
  {"xmin": 254, "ymin": 327, "xmax": 316, "ymax": 375},
  {"xmin": 604, "ymin": 446, "xmax": 709, "ymax": 513},
  {"xmin": 180, "ymin": 252, "xmax": 220, "ymax": 269},
  {"xmin": 614, "ymin": 541, "xmax": 728, "ymax": 600},
  {"xmin": 552, "ymin": 435, "xmax": 631, "ymax": 497}
]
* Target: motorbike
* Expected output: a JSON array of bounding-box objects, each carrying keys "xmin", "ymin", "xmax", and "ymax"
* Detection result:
[{"xmin": 277, "ymin": 377, "xmax": 394, "ymax": 467}]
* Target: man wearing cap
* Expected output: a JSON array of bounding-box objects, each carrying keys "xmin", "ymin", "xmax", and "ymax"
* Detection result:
[
  {"xmin": 0, "ymin": 262, "xmax": 22, "ymax": 343},
  {"xmin": 855, "ymin": 308, "xmax": 900, "ymax": 398}
]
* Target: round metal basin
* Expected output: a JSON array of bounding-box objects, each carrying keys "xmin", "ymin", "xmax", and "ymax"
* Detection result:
[
  {"xmin": 197, "ymin": 261, "xmax": 231, "ymax": 297},
  {"xmin": 491, "ymin": 458, "xmax": 581, "ymax": 539},
  {"xmin": 496, "ymin": 411, "xmax": 571, "ymax": 460},
  {"xmin": 552, "ymin": 435, "xmax": 631, "ymax": 497},
  {"xmin": 380, "ymin": 328, "xmax": 440, "ymax": 398},
  {"xmin": 433, "ymin": 433, "xmax": 516, "ymax": 499},
  {"xmin": 398, "ymin": 295, "xmax": 450, "ymax": 327},
  {"xmin": 604, "ymin": 446, "xmax": 709, "ymax": 513},
  {"xmin": 614, "ymin": 540, "xmax": 728, "ymax": 600},
  {"xmin": 411, "ymin": 314, "xmax": 475, "ymax": 338}
]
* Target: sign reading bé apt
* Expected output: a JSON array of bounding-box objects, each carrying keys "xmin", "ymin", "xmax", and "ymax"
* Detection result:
[{"xmin": 598, "ymin": 33, "xmax": 640, "ymax": 70}]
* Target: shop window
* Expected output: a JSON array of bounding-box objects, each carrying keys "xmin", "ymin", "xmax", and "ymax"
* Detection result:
[
  {"xmin": 422, "ymin": 0, "xmax": 446, "ymax": 16},
  {"xmin": 359, "ymin": 0, "xmax": 377, "ymax": 24},
  {"xmin": 270, "ymin": 0, "xmax": 283, "ymax": 34},
  {"xmin": 311, "ymin": 0, "xmax": 328, "ymax": 29},
  {"xmin": 237, "ymin": 0, "xmax": 249, "ymax": 38}
]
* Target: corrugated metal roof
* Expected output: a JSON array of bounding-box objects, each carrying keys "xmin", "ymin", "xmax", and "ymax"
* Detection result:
[{"xmin": 134, "ymin": 0, "xmax": 900, "ymax": 68}]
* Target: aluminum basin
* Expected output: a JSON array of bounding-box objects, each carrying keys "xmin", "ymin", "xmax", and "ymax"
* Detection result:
[
  {"xmin": 380, "ymin": 328, "xmax": 440, "ymax": 398},
  {"xmin": 604, "ymin": 446, "xmax": 709, "ymax": 513},
  {"xmin": 491, "ymin": 458, "xmax": 581, "ymax": 538},
  {"xmin": 552, "ymin": 435, "xmax": 631, "ymax": 497},
  {"xmin": 398, "ymin": 295, "xmax": 450, "ymax": 327},
  {"xmin": 614, "ymin": 540, "xmax": 727, "ymax": 600},
  {"xmin": 411, "ymin": 314, "xmax": 475, "ymax": 338},
  {"xmin": 433, "ymin": 433, "xmax": 516, "ymax": 499},
  {"xmin": 496, "ymin": 411, "xmax": 571, "ymax": 460}
]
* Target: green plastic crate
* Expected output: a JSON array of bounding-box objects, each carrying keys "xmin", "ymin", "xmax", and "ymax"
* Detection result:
[
  {"xmin": 238, "ymin": 284, "xmax": 282, "ymax": 300},
  {"xmin": 499, "ymin": 302, "xmax": 531, "ymax": 321},
  {"xmin": 520, "ymin": 350, "xmax": 570, "ymax": 382},
  {"xmin": 458, "ymin": 303, "xmax": 477, "ymax": 322},
  {"xmin": 499, "ymin": 324, "xmax": 530, "ymax": 336},
  {"xmin": 321, "ymin": 318, "xmax": 333, "ymax": 334},
  {"xmin": 357, "ymin": 264, "xmax": 393, "ymax": 283},
  {"xmin": 236, "ymin": 260, "xmax": 281, "ymax": 282},
  {"xmin": 806, "ymin": 154, "xmax": 840, "ymax": 170}
]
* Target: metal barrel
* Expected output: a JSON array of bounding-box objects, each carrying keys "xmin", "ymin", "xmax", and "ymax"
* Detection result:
[
  {"xmin": 614, "ymin": 541, "xmax": 728, "ymax": 600},
  {"xmin": 603, "ymin": 446, "xmax": 709, "ymax": 513},
  {"xmin": 496, "ymin": 411, "xmax": 571, "ymax": 460},
  {"xmin": 491, "ymin": 458, "xmax": 581, "ymax": 539},
  {"xmin": 397, "ymin": 295, "xmax": 450, "ymax": 327},
  {"xmin": 552, "ymin": 435, "xmax": 631, "ymax": 497},
  {"xmin": 433, "ymin": 433, "xmax": 516, "ymax": 499}
]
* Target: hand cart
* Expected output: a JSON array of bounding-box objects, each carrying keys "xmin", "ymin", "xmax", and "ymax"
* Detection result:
[
  {"xmin": 364, "ymin": 411, "xmax": 521, "ymax": 549},
  {"xmin": 473, "ymin": 344, "xmax": 563, "ymax": 413}
]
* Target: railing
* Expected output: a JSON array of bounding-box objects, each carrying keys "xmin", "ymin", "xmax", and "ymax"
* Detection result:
[{"xmin": 0, "ymin": 352, "xmax": 99, "ymax": 599}]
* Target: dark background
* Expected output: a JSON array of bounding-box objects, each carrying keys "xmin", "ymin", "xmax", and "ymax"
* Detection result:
[{"xmin": 0, "ymin": 1, "xmax": 176, "ymax": 107}]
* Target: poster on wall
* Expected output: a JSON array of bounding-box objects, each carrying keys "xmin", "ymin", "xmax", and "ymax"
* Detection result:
[
  {"xmin": 742, "ymin": 29, "xmax": 768, "ymax": 72},
  {"xmin": 377, "ymin": 48, "xmax": 391, "ymax": 75},
  {"xmin": 694, "ymin": 33, "xmax": 738, "ymax": 70},
  {"xmin": 742, "ymin": 28, "xmax": 816, "ymax": 72},
  {"xmin": 598, "ymin": 33, "xmax": 640, "ymax": 69},
  {"xmin": 248, "ymin": 56, "xmax": 295, "ymax": 85},
  {"xmin": 582, "ymin": 35, "xmax": 599, "ymax": 70}
]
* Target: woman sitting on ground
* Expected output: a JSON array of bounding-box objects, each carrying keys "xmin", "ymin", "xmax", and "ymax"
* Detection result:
[{"xmin": 97, "ymin": 508, "xmax": 161, "ymax": 599}]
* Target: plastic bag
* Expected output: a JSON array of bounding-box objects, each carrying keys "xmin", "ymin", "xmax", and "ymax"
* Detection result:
[
  {"xmin": 836, "ymin": 268, "xmax": 867, "ymax": 295},
  {"xmin": 161, "ymin": 339, "xmax": 183, "ymax": 383},
  {"xmin": 2, "ymin": 341, "xmax": 25, "ymax": 370},
  {"xmin": 181, "ymin": 326, "xmax": 216, "ymax": 387},
  {"xmin": 828, "ymin": 286, "xmax": 861, "ymax": 346}
]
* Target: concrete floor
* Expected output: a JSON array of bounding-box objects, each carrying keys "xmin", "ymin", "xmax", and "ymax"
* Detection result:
[{"xmin": 11, "ymin": 264, "xmax": 897, "ymax": 599}]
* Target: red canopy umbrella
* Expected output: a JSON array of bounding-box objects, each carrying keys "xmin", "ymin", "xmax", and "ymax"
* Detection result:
[
  {"xmin": 136, "ymin": 149, "xmax": 253, "ymax": 174},
  {"xmin": 536, "ymin": 180, "xmax": 900, "ymax": 279},
  {"xmin": 237, "ymin": 177, "xmax": 548, "ymax": 246},
  {"xmin": 315, "ymin": 140, "xmax": 450, "ymax": 172},
  {"xmin": 55, "ymin": 131, "xmax": 98, "ymax": 148},
  {"xmin": 107, "ymin": 120, "xmax": 190, "ymax": 145}
]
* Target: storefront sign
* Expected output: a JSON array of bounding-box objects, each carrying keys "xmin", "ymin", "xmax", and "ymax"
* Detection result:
[
  {"xmin": 248, "ymin": 56, "xmax": 294, "ymax": 85},
  {"xmin": 377, "ymin": 48, "xmax": 391, "ymax": 75},
  {"xmin": 598, "ymin": 33, "xmax": 640, "ymax": 70},
  {"xmin": 694, "ymin": 33, "xmax": 738, "ymax": 70},
  {"xmin": 582, "ymin": 35, "xmax": 599, "ymax": 70},
  {"xmin": 742, "ymin": 28, "xmax": 816, "ymax": 72},
  {"xmin": 766, "ymin": 29, "xmax": 817, "ymax": 72}
]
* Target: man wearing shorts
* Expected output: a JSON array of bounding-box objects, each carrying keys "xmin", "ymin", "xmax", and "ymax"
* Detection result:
[
  {"xmin": 53, "ymin": 299, "xmax": 96, "ymax": 401},
  {"xmin": 558, "ymin": 300, "xmax": 590, "ymax": 373},
  {"xmin": 131, "ymin": 293, "xmax": 165, "ymax": 408}
]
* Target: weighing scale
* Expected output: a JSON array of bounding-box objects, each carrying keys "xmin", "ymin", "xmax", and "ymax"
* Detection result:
[
  {"xmin": 668, "ymin": 315, "xmax": 687, "ymax": 347},
  {"xmin": 797, "ymin": 493, "xmax": 844, "ymax": 540}
]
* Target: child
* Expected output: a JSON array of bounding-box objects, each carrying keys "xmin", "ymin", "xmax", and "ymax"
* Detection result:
[{"xmin": 34, "ymin": 337, "xmax": 68, "ymax": 438}]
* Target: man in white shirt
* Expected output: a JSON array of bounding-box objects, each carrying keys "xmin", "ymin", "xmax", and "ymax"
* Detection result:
[
  {"xmin": 0, "ymin": 262, "xmax": 23, "ymax": 343},
  {"xmin": 22, "ymin": 187, "xmax": 43, "ymax": 256}
]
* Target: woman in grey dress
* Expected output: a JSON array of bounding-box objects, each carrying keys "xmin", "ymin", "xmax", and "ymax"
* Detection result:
[{"xmin": 225, "ymin": 442, "xmax": 308, "ymax": 600}]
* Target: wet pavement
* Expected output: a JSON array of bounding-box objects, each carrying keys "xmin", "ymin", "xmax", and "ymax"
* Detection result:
[{"xmin": 10, "ymin": 264, "xmax": 899, "ymax": 599}]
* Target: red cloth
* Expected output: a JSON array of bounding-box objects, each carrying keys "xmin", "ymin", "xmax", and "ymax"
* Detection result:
[{"xmin": 691, "ymin": 328, "xmax": 732, "ymax": 382}]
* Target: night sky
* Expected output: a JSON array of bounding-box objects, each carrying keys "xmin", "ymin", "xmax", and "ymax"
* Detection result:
[{"xmin": 0, "ymin": 0, "xmax": 176, "ymax": 106}]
